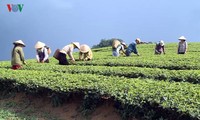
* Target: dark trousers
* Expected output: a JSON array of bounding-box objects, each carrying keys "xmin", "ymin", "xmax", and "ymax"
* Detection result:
[
  {"xmin": 39, "ymin": 59, "xmax": 49, "ymax": 63},
  {"xmin": 58, "ymin": 52, "xmax": 69, "ymax": 65},
  {"xmin": 125, "ymin": 50, "xmax": 131, "ymax": 56},
  {"xmin": 155, "ymin": 51, "xmax": 162, "ymax": 55},
  {"xmin": 178, "ymin": 52, "xmax": 185, "ymax": 54}
]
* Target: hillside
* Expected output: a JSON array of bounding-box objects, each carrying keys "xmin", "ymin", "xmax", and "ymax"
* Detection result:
[{"xmin": 0, "ymin": 43, "xmax": 200, "ymax": 120}]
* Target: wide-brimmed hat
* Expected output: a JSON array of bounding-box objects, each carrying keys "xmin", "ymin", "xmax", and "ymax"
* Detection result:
[
  {"xmin": 72, "ymin": 42, "xmax": 80, "ymax": 49},
  {"xmin": 112, "ymin": 40, "xmax": 120, "ymax": 48},
  {"xmin": 178, "ymin": 36, "xmax": 186, "ymax": 41},
  {"xmin": 121, "ymin": 41, "xmax": 126, "ymax": 46},
  {"xmin": 135, "ymin": 38, "xmax": 141, "ymax": 43},
  {"xmin": 80, "ymin": 44, "xmax": 90, "ymax": 53},
  {"xmin": 35, "ymin": 41, "xmax": 45, "ymax": 49},
  {"xmin": 159, "ymin": 40, "xmax": 164, "ymax": 46},
  {"xmin": 13, "ymin": 40, "xmax": 25, "ymax": 47}
]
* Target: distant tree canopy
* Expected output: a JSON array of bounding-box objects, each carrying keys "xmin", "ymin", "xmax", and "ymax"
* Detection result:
[{"xmin": 92, "ymin": 38, "xmax": 123, "ymax": 48}]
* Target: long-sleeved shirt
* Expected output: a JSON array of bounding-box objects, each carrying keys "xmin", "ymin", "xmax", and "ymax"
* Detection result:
[
  {"xmin": 36, "ymin": 47, "xmax": 49, "ymax": 62},
  {"xmin": 11, "ymin": 46, "xmax": 25, "ymax": 66},
  {"xmin": 155, "ymin": 44, "xmax": 165, "ymax": 53},
  {"xmin": 126, "ymin": 42, "xmax": 138, "ymax": 56},
  {"xmin": 60, "ymin": 44, "xmax": 75, "ymax": 61},
  {"xmin": 178, "ymin": 41, "xmax": 188, "ymax": 53}
]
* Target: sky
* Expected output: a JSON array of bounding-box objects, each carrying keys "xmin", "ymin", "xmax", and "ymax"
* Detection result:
[{"xmin": 0, "ymin": 0, "xmax": 200, "ymax": 60}]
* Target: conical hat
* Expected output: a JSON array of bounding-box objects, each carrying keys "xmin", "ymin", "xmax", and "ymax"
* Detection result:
[
  {"xmin": 72, "ymin": 42, "xmax": 80, "ymax": 49},
  {"xmin": 178, "ymin": 36, "xmax": 186, "ymax": 41},
  {"xmin": 13, "ymin": 40, "xmax": 25, "ymax": 47},
  {"xmin": 112, "ymin": 40, "xmax": 121, "ymax": 48},
  {"xmin": 159, "ymin": 40, "xmax": 164, "ymax": 46},
  {"xmin": 80, "ymin": 44, "xmax": 90, "ymax": 53},
  {"xmin": 135, "ymin": 38, "xmax": 141, "ymax": 43},
  {"xmin": 121, "ymin": 41, "xmax": 126, "ymax": 46},
  {"xmin": 35, "ymin": 41, "xmax": 45, "ymax": 49}
]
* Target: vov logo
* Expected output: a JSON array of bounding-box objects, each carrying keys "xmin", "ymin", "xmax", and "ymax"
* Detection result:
[{"xmin": 7, "ymin": 4, "xmax": 24, "ymax": 12}]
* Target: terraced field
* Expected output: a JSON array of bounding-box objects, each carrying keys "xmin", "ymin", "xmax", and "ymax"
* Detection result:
[{"xmin": 0, "ymin": 43, "xmax": 200, "ymax": 120}]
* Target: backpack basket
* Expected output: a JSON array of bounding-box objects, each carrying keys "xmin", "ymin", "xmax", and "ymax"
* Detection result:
[{"xmin": 53, "ymin": 49, "xmax": 60, "ymax": 60}]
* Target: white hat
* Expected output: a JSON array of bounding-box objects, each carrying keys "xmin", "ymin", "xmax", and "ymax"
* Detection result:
[
  {"xmin": 178, "ymin": 36, "xmax": 186, "ymax": 41},
  {"xmin": 13, "ymin": 40, "xmax": 25, "ymax": 47},
  {"xmin": 159, "ymin": 40, "xmax": 164, "ymax": 46},
  {"xmin": 80, "ymin": 44, "xmax": 90, "ymax": 53},
  {"xmin": 121, "ymin": 42, "xmax": 126, "ymax": 46},
  {"xmin": 72, "ymin": 42, "xmax": 80, "ymax": 49},
  {"xmin": 135, "ymin": 38, "xmax": 141, "ymax": 43},
  {"xmin": 35, "ymin": 41, "xmax": 45, "ymax": 49}
]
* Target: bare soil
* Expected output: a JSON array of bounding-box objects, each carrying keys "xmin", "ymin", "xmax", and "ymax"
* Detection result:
[{"xmin": 0, "ymin": 92, "xmax": 138, "ymax": 120}]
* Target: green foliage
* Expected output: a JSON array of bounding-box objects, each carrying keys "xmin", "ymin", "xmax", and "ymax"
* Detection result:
[
  {"xmin": 0, "ymin": 43, "xmax": 200, "ymax": 119},
  {"xmin": 80, "ymin": 92, "xmax": 101, "ymax": 116},
  {"xmin": 92, "ymin": 38, "xmax": 123, "ymax": 48}
]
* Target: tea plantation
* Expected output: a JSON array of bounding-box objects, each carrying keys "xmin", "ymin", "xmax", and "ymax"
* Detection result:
[{"xmin": 0, "ymin": 43, "xmax": 200, "ymax": 120}]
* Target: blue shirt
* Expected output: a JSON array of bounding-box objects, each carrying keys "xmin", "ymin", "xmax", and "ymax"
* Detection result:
[{"xmin": 126, "ymin": 42, "xmax": 138, "ymax": 56}]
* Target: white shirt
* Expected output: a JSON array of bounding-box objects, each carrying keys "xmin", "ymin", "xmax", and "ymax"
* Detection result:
[
  {"xmin": 36, "ymin": 47, "xmax": 49, "ymax": 61},
  {"xmin": 61, "ymin": 44, "xmax": 75, "ymax": 61}
]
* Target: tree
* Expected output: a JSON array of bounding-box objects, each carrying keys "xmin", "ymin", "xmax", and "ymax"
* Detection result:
[{"xmin": 92, "ymin": 38, "xmax": 123, "ymax": 48}]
